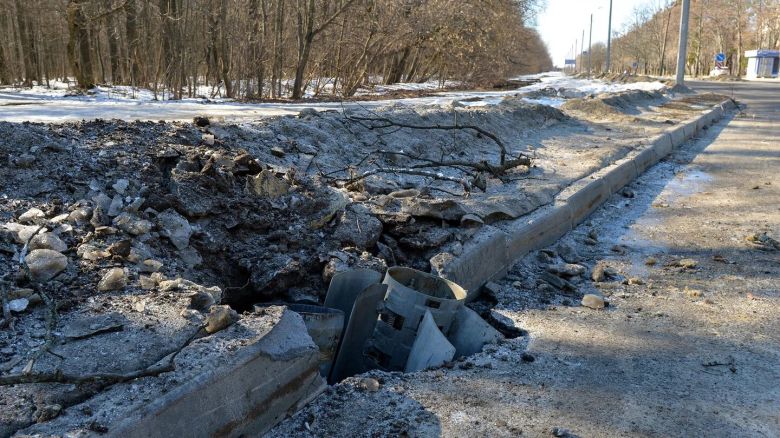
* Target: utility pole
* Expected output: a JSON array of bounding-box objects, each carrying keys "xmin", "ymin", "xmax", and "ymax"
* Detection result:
[
  {"xmin": 588, "ymin": 14, "xmax": 593, "ymax": 76},
  {"xmin": 581, "ymin": 29, "xmax": 585, "ymax": 74},
  {"xmin": 606, "ymin": 0, "xmax": 613, "ymax": 72},
  {"xmin": 575, "ymin": 39, "xmax": 579, "ymax": 73},
  {"xmin": 675, "ymin": 0, "xmax": 691, "ymax": 84}
]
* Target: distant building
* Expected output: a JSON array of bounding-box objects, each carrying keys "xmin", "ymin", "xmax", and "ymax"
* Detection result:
[{"xmin": 744, "ymin": 50, "xmax": 780, "ymax": 79}]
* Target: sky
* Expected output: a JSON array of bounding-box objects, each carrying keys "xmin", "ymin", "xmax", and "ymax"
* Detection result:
[{"xmin": 536, "ymin": 0, "xmax": 654, "ymax": 67}]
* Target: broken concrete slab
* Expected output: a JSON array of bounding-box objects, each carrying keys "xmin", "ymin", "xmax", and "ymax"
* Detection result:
[
  {"xmin": 157, "ymin": 208, "xmax": 192, "ymax": 250},
  {"xmin": 245, "ymin": 170, "xmax": 290, "ymax": 198}
]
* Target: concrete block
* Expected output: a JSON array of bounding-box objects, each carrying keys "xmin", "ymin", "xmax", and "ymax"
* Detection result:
[
  {"xmin": 109, "ymin": 309, "xmax": 323, "ymax": 438},
  {"xmin": 668, "ymin": 125, "xmax": 686, "ymax": 147},
  {"xmin": 632, "ymin": 146, "xmax": 660, "ymax": 175},
  {"xmin": 682, "ymin": 120, "xmax": 698, "ymax": 138},
  {"xmin": 710, "ymin": 106, "xmax": 724, "ymax": 121},
  {"xmin": 505, "ymin": 202, "xmax": 572, "ymax": 260},
  {"xmin": 599, "ymin": 160, "xmax": 631, "ymax": 194},
  {"xmin": 561, "ymin": 177, "xmax": 611, "ymax": 227},
  {"xmin": 650, "ymin": 133, "xmax": 673, "ymax": 159},
  {"xmin": 696, "ymin": 110, "xmax": 713, "ymax": 131},
  {"xmin": 431, "ymin": 226, "xmax": 508, "ymax": 301}
]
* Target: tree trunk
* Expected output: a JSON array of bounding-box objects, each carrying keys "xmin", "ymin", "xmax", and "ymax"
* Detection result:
[
  {"xmin": 272, "ymin": 0, "xmax": 286, "ymax": 98},
  {"xmin": 736, "ymin": 5, "xmax": 743, "ymax": 77},
  {"xmin": 292, "ymin": 0, "xmax": 315, "ymax": 100},
  {"xmin": 15, "ymin": 0, "xmax": 38, "ymax": 86},
  {"xmin": 218, "ymin": 0, "xmax": 233, "ymax": 98},
  {"xmin": 67, "ymin": 0, "xmax": 95, "ymax": 89},
  {"xmin": 125, "ymin": 0, "xmax": 141, "ymax": 85},
  {"xmin": 107, "ymin": 14, "xmax": 122, "ymax": 83},
  {"xmin": 0, "ymin": 44, "xmax": 9, "ymax": 85},
  {"xmin": 250, "ymin": 0, "xmax": 268, "ymax": 98},
  {"xmin": 659, "ymin": 4, "xmax": 674, "ymax": 76}
]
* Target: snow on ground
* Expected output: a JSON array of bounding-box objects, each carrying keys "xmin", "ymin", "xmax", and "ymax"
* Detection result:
[
  {"xmin": 0, "ymin": 72, "xmax": 667, "ymax": 123},
  {"xmin": 519, "ymin": 71, "xmax": 668, "ymax": 94}
]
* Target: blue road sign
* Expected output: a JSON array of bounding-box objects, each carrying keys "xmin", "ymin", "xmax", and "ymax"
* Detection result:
[
  {"xmin": 715, "ymin": 53, "xmax": 726, "ymax": 62},
  {"xmin": 564, "ymin": 59, "xmax": 576, "ymax": 65}
]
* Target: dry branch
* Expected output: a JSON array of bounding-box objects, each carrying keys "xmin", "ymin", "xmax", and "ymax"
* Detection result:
[
  {"xmin": 344, "ymin": 168, "xmax": 472, "ymax": 192},
  {"xmin": 346, "ymin": 113, "xmax": 519, "ymax": 166}
]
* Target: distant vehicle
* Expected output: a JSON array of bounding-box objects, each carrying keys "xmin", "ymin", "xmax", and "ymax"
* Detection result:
[{"xmin": 709, "ymin": 66, "xmax": 729, "ymax": 77}]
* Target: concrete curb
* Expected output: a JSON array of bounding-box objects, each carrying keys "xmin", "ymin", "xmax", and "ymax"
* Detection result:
[
  {"xmin": 435, "ymin": 99, "xmax": 735, "ymax": 301},
  {"xmin": 431, "ymin": 226, "xmax": 509, "ymax": 295},
  {"xmin": 109, "ymin": 309, "xmax": 324, "ymax": 438}
]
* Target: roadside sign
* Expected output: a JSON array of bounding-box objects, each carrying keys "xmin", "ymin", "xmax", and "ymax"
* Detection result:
[
  {"xmin": 564, "ymin": 59, "xmax": 576, "ymax": 65},
  {"xmin": 715, "ymin": 53, "xmax": 726, "ymax": 62}
]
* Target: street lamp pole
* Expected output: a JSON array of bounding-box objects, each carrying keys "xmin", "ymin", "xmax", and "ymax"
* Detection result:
[
  {"xmin": 675, "ymin": 0, "xmax": 691, "ymax": 84},
  {"xmin": 588, "ymin": 13, "xmax": 593, "ymax": 76},
  {"xmin": 575, "ymin": 38, "xmax": 579, "ymax": 73},
  {"xmin": 606, "ymin": 0, "xmax": 613, "ymax": 72},
  {"xmin": 581, "ymin": 29, "xmax": 585, "ymax": 74}
]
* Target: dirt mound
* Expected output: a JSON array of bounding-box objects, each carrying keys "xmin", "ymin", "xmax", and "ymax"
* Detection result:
[
  {"xmin": 0, "ymin": 99, "xmax": 571, "ymax": 311},
  {"xmin": 560, "ymin": 90, "xmax": 666, "ymax": 120}
]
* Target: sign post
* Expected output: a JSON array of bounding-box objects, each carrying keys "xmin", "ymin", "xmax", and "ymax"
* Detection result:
[{"xmin": 715, "ymin": 53, "xmax": 726, "ymax": 69}]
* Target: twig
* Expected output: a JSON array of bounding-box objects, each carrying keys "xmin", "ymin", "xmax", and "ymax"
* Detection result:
[
  {"xmin": 24, "ymin": 287, "xmax": 60, "ymax": 369},
  {"xmin": 19, "ymin": 224, "xmax": 47, "ymax": 267},
  {"xmin": 344, "ymin": 113, "xmax": 515, "ymax": 166},
  {"xmin": 0, "ymin": 277, "xmax": 10, "ymax": 330},
  {"xmin": 343, "ymin": 167, "xmax": 471, "ymax": 192},
  {"xmin": 428, "ymin": 186, "xmax": 465, "ymax": 197}
]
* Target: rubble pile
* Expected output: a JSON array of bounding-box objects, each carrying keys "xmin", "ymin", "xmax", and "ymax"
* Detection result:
[{"xmin": 0, "ymin": 89, "xmax": 727, "ymax": 434}]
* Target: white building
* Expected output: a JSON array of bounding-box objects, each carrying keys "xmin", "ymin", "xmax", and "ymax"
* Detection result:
[{"xmin": 745, "ymin": 50, "xmax": 780, "ymax": 79}]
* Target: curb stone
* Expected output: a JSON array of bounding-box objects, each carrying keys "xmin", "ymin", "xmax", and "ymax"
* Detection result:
[
  {"xmin": 650, "ymin": 132, "xmax": 674, "ymax": 159},
  {"xmin": 559, "ymin": 177, "xmax": 611, "ymax": 228},
  {"xmin": 431, "ymin": 226, "xmax": 509, "ymax": 296},
  {"xmin": 433, "ymin": 99, "xmax": 735, "ymax": 301},
  {"xmin": 602, "ymin": 158, "xmax": 640, "ymax": 194},
  {"xmin": 505, "ymin": 202, "xmax": 573, "ymax": 262}
]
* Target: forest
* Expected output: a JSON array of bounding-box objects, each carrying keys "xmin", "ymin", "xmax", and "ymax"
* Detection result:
[
  {"xmin": 0, "ymin": 0, "xmax": 553, "ymax": 99},
  {"xmin": 578, "ymin": 0, "xmax": 780, "ymax": 77}
]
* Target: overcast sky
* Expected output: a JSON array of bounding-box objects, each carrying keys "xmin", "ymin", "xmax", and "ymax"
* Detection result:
[{"xmin": 536, "ymin": 0, "xmax": 656, "ymax": 67}]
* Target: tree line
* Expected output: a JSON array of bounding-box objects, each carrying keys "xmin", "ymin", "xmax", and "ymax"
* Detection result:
[
  {"xmin": 575, "ymin": 0, "xmax": 780, "ymax": 77},
  {"xmin": 0, "ymin": 0, "xmax": 553, "ymax": 99}
]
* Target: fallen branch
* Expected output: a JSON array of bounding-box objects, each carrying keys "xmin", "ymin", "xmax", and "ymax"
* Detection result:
[
  {"xmin": 344, "ymin": 167, "xmax": 471, "ymax": 192},
  {"xmin": 379, "ymin": 150, "xmax": 530, "ymax": 176},
  {"xmin": 345, "ymin": 113, "xmax": 521, "ymax": 166},
  {"xmin": 22, "ymin": 287, "xmax": 61, "ymax": 372}
]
